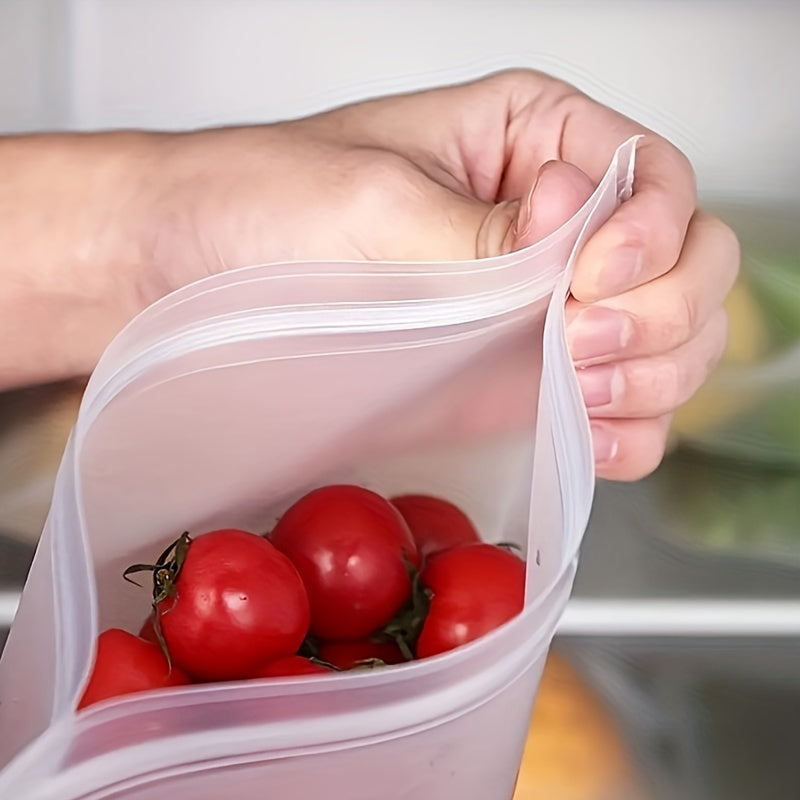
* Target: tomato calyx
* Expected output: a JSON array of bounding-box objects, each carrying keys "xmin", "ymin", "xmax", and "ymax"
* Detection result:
[
  {"xmin": 123, "ymin": 531, "xmax": 193, "ymax": 603},
  {"xmin": 298, "ymin": 634, "xmax": 320, "ymax": 659},
  {"xmin": 379, "ymin": 559, "xmax": 431, "ymax": 661},
  {"xmin": 308, "ymin": 656, "xmax": 340, "ymax": 671},
  {"xmin": 349, "ymin": 658, "xmax": 391, "ymax": 670},
  {"xmin": 122, "ymin": 531, "xmax": 193, "ymax": 669},
  {"xmin": 296, "ymin": 638, "xmax": 341, "ymax": 672},
  {"xmin": 300, "ymin": 638, "xmax": 399, "ymax": 671},
  {"xmin": 301, "ymin": 636, "xmax": 394, "ymax": 671},
  {"xmin": 494, "ymin": 541, "xmax": 523, "ymax": 555}
]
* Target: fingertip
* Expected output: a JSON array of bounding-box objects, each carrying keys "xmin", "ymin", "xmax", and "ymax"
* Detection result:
[
  {"xmin": 572, "ymin": 238, "xmax": 644, "ymax": 303},
  {"xmin": 511, "ymin": 161, "xmax": 595, "ymax": 249},
  {"xmin": 592, "ymin": 415, "xmax": 673, "ymax": 481},
  {"xmin": 572, "ymin": 183, "xmax": 693, "ymax": 302}
]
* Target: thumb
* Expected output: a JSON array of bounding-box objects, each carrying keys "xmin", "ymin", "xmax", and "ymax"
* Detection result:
[
  {"xmin": 475, "ymin": 160, "xmax": 595, "ymax": 258},
  {"xmin": 368, "ymin": 160, "xmax": 595, "ymax": 262},
  {"xmin": 508, "ymin": 160, "xmax": 597, "ymax": 251}
]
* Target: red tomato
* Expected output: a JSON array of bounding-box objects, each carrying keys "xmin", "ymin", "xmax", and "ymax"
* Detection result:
[
  {"xmin": 269, "ymin": 485, "xmax": 420, "ymax": 640},
  {"xmin": 78, "ymin": 628, "xmax": 191, "ymax": 710},
  {"xmin": 415, "ymin": 543, "xmax": 525, "ymax": 659},
  {"xmin": 389, "ymin": 494, "xmax": 481, "ymax": 559},
  {"xmin": 138, "ymin": 614, "xmax": 157, "ymax": 643},
  {"xmin": 316, "ymin": 639, "xmax": 405, "ymax": 670},
  {"xmin": 251, "ymin": 655, "xmax": 332, "ymax": 678},
  {"xmin": 156, "ymin": 529, "xmax": 310, "ymax": 682}
]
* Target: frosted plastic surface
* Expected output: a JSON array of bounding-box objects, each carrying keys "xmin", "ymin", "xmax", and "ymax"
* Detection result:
[{"xmin": 0, "ymin": 138, "xmax": 638, "ymax": 799}]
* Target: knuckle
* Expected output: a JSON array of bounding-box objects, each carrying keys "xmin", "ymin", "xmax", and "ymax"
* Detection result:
[
  {"xmin": 656, "ymin": 212, "xmax": 689, "ymax": 267},
  {"xmin": 655, "ymin": 359, "xmax": 685, "ymax": 412},
  {"xmin": 485, "ymin": 68, "xmax": 577, "ymax": 108},
  {"xmin": 718, "ymin": 221, "xmax": 742, "ymax": 285},
  {"xmin": 700, "ymin": 308, "xmax": 731, "ymax": 374},
  {"xmin": 488, "ymin": 67, "xmax": 548, "ymax": 90},
  {"xmin": 696, "ymin": 213, "xmax": 742, "ymax": 282},
  {"xmin": 628, "ymin": 357, "xmax": 683, "ymax": 416},
  {"xmin": 718, "ymin": 218, "xmax": 741, "ymax": 262},
  {"xmin": 678, "ymin": 289, "xmax": 700, "ymax": 340},
  {"xmin": 647, "ymin": 292, "xmax": 697, "ymax": 352},
  {"xmin": 626, "ymin": 206, "xmax": 686, "ymax": 272},
  {"xmin": 675, "ymin": 149, "xmax": 698, "ymax": 199}
]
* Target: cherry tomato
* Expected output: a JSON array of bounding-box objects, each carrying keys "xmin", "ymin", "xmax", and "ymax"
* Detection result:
[
  {"xmin": 78, "ymin": 628, "xmax": 191, "ymax": 710},
  {"xmin": 138, "ymin": 614, "xmax": 157, "ymax": 643},
  {"xmin": 389, "ymin": 494, "xmax": 481, "ymax": 559},
  {"xmin": 316, "ymin": 639, "xmax": 406, "ymax": 670},
  {"xmin": 269, "ymin": 485, "xmax": 420, "ymax": 640},
  {"xmin": 250, "ymin": 655, "xmax": 333, "ymax": 678},
  {"xmin": 155, "ymin": 529, "xmax": 310, "ymax": 682},
  {"xmin": 415, "ymin": 543, "xmax": 525, "ymax": 659}
]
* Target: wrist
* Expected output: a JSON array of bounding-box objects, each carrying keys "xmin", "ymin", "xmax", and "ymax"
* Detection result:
[
  {"xmin": 142, "ymin": 124, "xmax": 311, "ymax": 289},
  {"xmin": 0, "ymin": 131, "xmax": 168, "ymax": 388}
]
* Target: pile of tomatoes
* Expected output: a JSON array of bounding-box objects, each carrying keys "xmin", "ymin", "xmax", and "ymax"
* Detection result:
[{"xmin": 79, "ymin": 485, "xmax": 526, "ymax": 709}]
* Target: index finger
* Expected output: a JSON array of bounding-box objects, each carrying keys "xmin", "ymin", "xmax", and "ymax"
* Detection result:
[{"xmin": 561, "ymin": 101, "xmax": 697, "ymax": 302}]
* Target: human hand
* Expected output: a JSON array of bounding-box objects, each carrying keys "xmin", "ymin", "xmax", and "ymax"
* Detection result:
[
  {"xmin": 1, "ymin": 70, "xmax": 738, "ymax": 481},
  {"xmin": 147, "ymin": 70, "xmax": 737, "ymax": 480}
]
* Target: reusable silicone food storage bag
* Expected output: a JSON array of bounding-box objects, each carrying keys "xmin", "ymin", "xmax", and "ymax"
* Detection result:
[{"xmin": 0, "ymin": 139, "xmax": 637, "ymax": 800}]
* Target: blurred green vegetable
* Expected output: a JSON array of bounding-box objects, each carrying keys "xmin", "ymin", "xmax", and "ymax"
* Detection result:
[
  {"xmin": 744, "ymin": 251, "xmax": 800, "ymax": 348},
  {"xmin": 678, "ymin": 342, "xmax": 800, "ymax": 468},
  {"xmin": 672, "ymin": 239, "xmax": 800, "ymax": 467},
  {"xmin": 644, "ymin": 449, "xmax": 800, "ymax": 567}
]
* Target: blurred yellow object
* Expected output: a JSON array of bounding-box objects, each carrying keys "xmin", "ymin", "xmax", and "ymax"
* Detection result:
[
  {"xmin": 671, "ymin": 278, "xmax": 767, "ymax": 440},
  {"xmin": 513, "ymin": 652, "xmax": 644, "ymax": 800},
  {"xmin": 720, "ymin": 278, "xmax": 771, "ymax": 365},
  {"xmin": 670, "ymin": 380, "xmax": 756, "ymax": 441}
]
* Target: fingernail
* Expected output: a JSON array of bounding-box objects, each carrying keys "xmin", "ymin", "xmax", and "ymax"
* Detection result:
[
  {"xmin": 591, "ymin": 423, "xmax": 619, "ymax": 463},
  {"xmin": 576, "ymin": 364, "xmax": 623, "ymax": 409},
  {"xmin": 602, "ymin": 246, "xmax": 642, "ymax": 295},
  {"xmin": 567, "ymin": 306, "xmax": 633, "ymax": 363},
  {"xmin": 514, "ymin": 176, "xmax": 542, "ymax": 239}
]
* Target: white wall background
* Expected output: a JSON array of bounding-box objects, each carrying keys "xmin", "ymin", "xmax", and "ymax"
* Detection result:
[{"xmin": 1, "ymin": 0, "xmax": 798, "ymax": 204}]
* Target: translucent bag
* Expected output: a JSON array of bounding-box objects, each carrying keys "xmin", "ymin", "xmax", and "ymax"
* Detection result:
[{"xmin": 0, "ymin": 139, "xmax": 638, "ymax": 800}]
